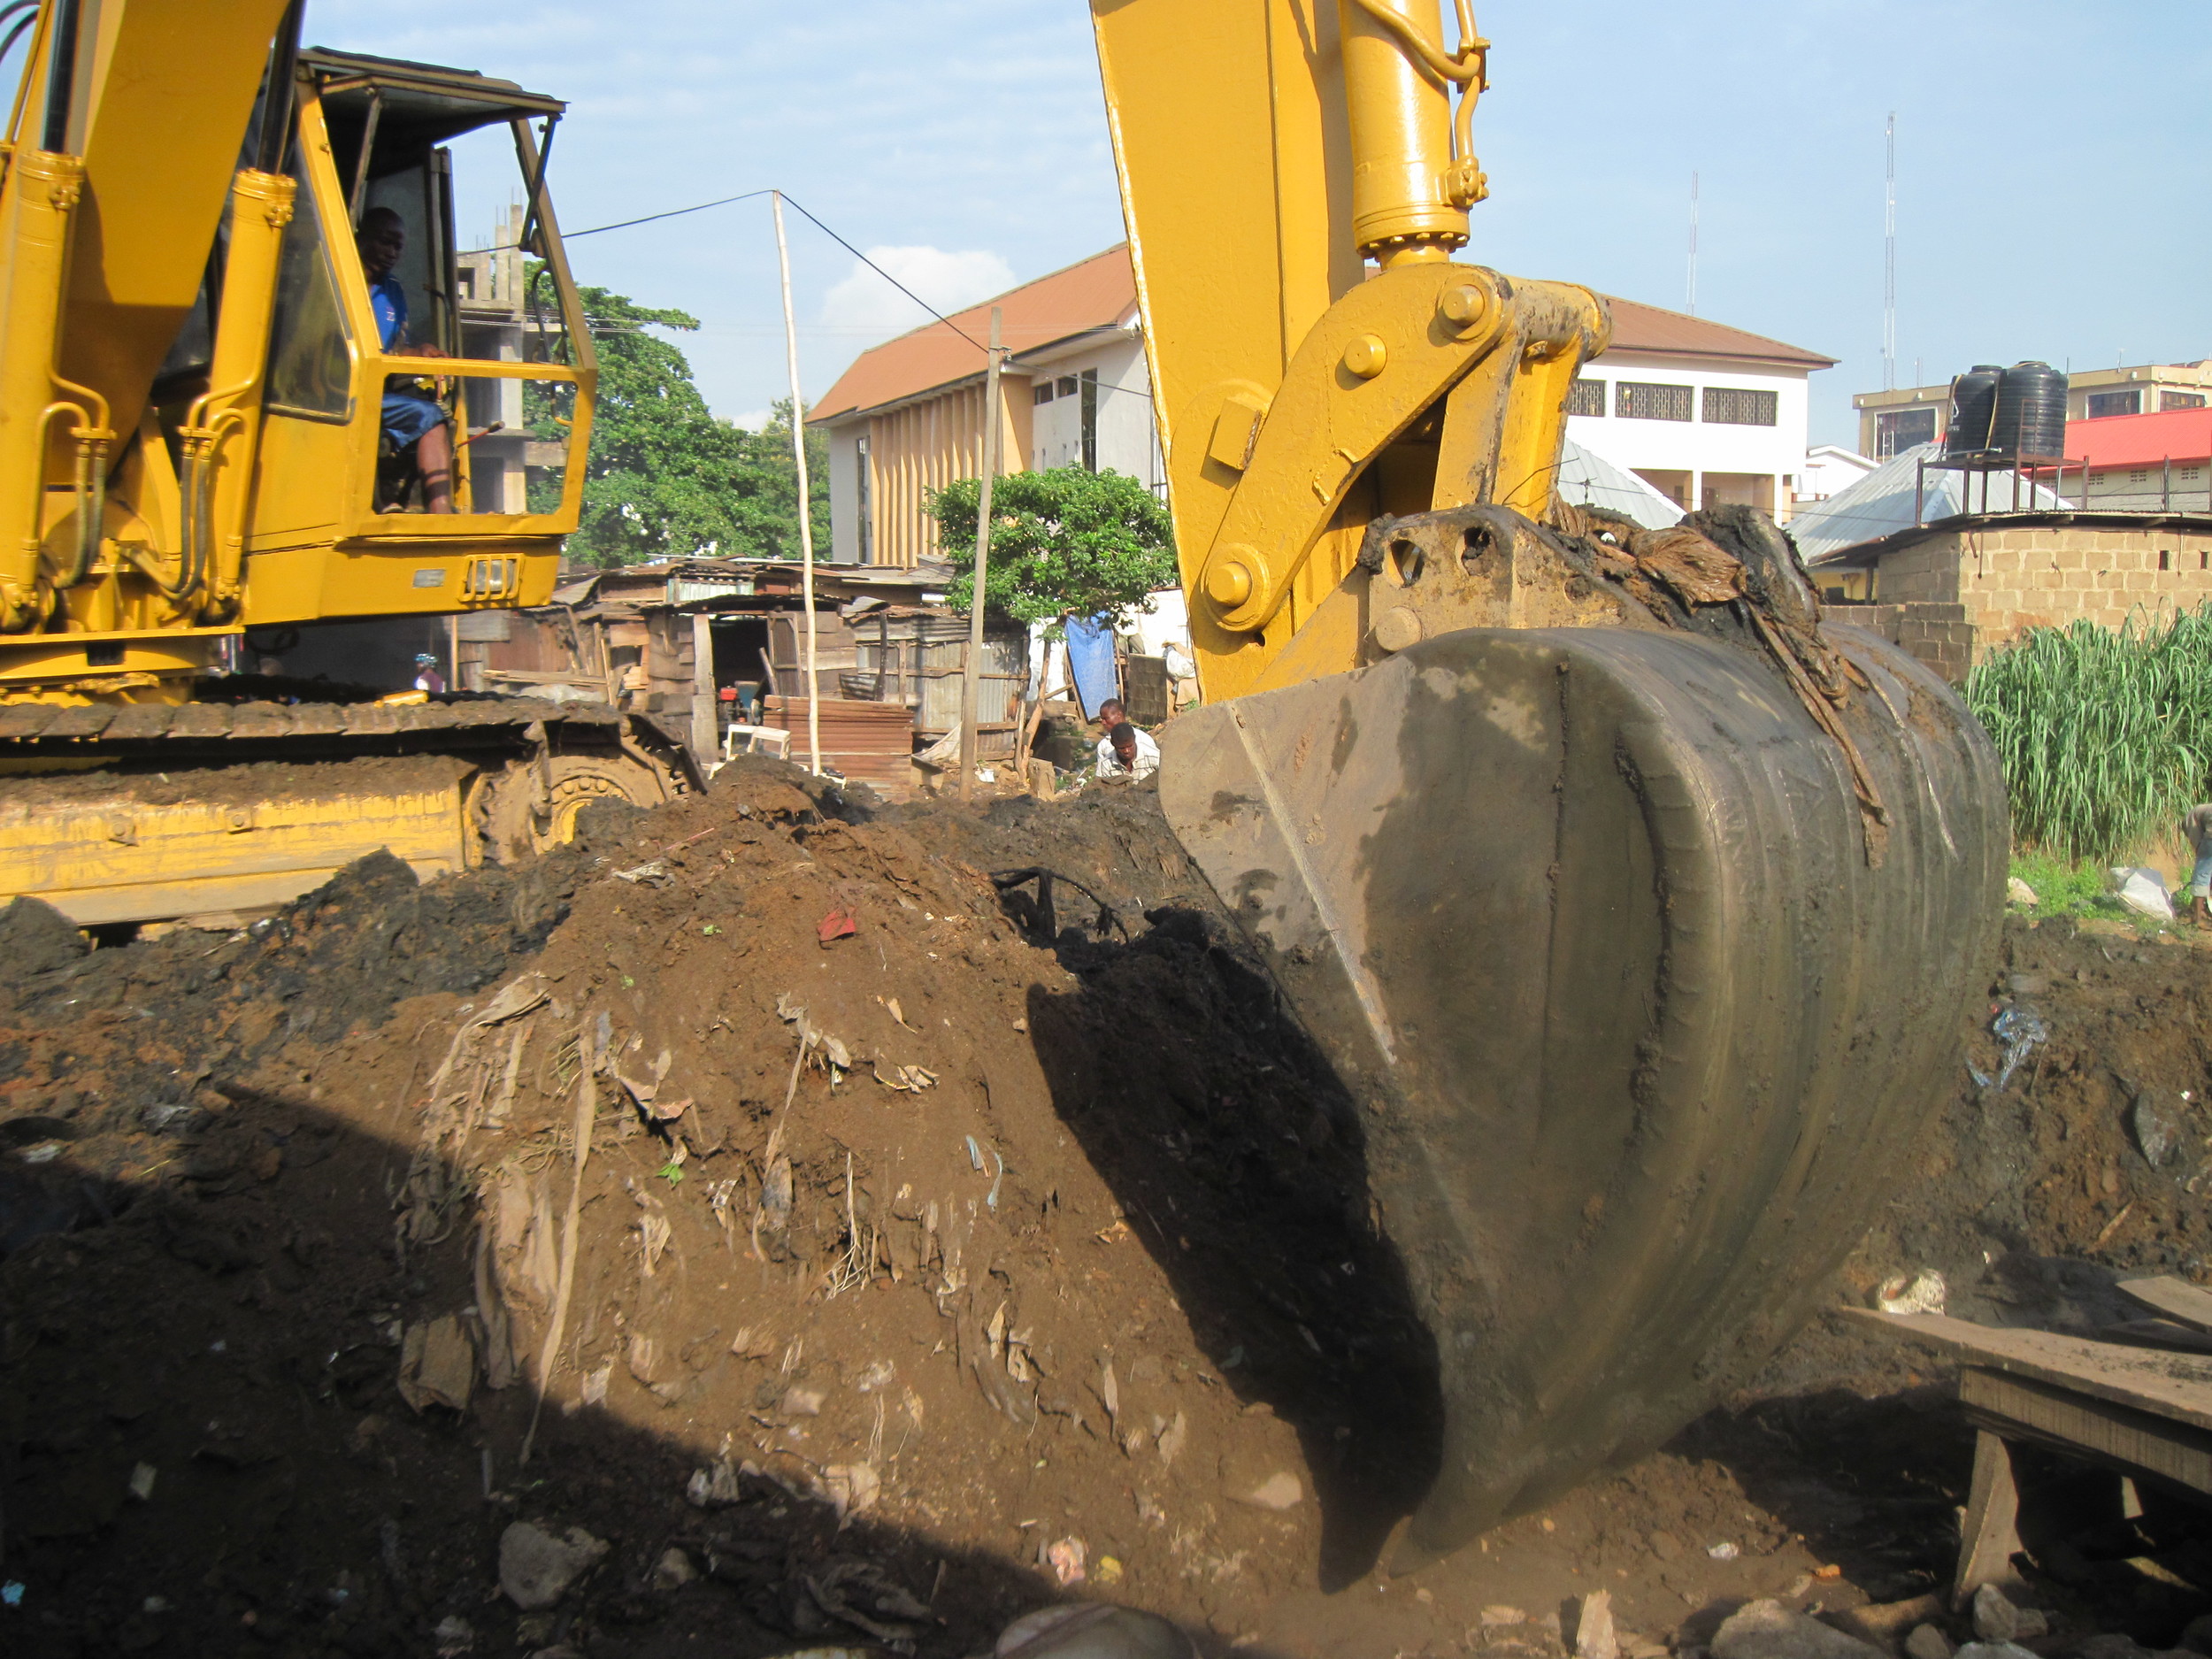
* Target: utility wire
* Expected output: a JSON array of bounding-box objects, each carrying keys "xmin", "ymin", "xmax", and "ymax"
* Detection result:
[{"xmin": 469, "ymin": 187, "xmax": 993, "ymax": 355}]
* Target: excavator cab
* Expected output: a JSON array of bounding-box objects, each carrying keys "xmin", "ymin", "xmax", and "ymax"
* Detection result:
[{"xmin": 0, "ymin": 6, "xmax": 596, "ymax": 696}]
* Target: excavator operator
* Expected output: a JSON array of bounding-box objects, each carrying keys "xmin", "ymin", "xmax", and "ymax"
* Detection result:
[{"xmin": 356, "ymin": 205, "xmax": 456, "ymax": 512}]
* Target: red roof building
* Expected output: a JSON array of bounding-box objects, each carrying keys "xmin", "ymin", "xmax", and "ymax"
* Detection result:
[{"xmin": 2063, "ymin": 407, "xmax": 2212, "ymax": 512}]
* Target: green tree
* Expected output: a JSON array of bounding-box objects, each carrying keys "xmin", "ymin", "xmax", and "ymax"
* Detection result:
[
  {"xmin": 925, "ymin": 466, "xmax": 1177, "ymax": 631},
  {"xmin": 524, "ymin": 273, "xmax": 828, "ymax": 567}
]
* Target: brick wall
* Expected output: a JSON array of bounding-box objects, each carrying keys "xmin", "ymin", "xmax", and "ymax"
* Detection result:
[{"xmin": 1863, "ymin": 520, "xmax": 2212, "ymax": 680}]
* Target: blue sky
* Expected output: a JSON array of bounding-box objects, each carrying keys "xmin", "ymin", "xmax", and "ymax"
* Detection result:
[{"xmin": 308, "ymin": 0, "xmax": 2208, "ymax": 449}]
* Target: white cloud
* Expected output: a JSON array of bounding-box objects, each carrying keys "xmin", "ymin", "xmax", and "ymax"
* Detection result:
[
  {"xmin": 820, "ymin": 246, "xmax": 1016, "ymax": 345},
  {"xmin": 726, "ymin": 409, "xmax": 776, "ymax": 434}
]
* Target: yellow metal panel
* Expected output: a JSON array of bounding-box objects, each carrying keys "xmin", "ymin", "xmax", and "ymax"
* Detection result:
[
  {"xmin": 242, "ymin": 545, "xmax": 558, "ymax": 625},
  {"xmin": 0, "ymin": 768, "xmax": 471, "ymax": 926},
  {"xmin": 54, "ymin": 0, "xmax": 295, "ymax": 443}
]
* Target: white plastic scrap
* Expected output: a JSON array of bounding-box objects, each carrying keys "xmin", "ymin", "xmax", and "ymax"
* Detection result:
[
  {"xmin": 2111, "ymin": 866, "xmax": 2175, "ymax": 922},
  {"xmin": 1876, "ymin": 1268, "xmax": 1947, "ymax": 1316},
  {"xmin": 1988, "ymin": 1006, "xmax": 2048, "ymax": 1092}
]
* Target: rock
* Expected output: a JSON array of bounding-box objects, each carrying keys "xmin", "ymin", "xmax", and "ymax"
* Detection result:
[
  {"xmin": 1226, "ymin": 1470, "xmax": 1303, "ymax": 1510},
  {"xmin": 497, "ymin": 1521, "xmax": 609, "ymax": 1610},
  {"xmin": 997, "ymin": 1602, "xmax": 1197, "ymax": 1659},
  {"xmin": 779, "ymin": 1384, "xmax": 825, "ymax": 1417},
  {"xmin": 649, "ymin": 1547, "xmax": 696, "ymax": 1590},
  {"xmin": 2006, "ymin": 878, "xmax": 2039, "ymax": 908},
  {"xmin": 1648, "ymin": 1530, "xmax": 1683, "ymax": 1562},
  {"xmin": 1951, "ymin": 1644, "xmax": 2038, "ymax": 1659},
  {"xmin": 2012, "ymin": 1613, "xmax": 2047, "ymax": 1640},
  {"xmin": 2077, "ymin": 1638, "xmax": 2154, "ymax": 1659},
  {"xmin": 686, "ymin": 1457, "xmax": 741, "ymax": 1509},
  {"xmin": 2132, "ymin": 1092, "xmax": 2180, "ymax": 1169},
  {"xmin": 1713, "ymin": 1600, "xmax": 1886, "ymax": 1659},
  {"xmin": 1577, "ymin": 1591, "xmax": 1619, "ymax": 1659},
  {"xmin": 1972, "ymin": 1584, "xmax": 2023, "ymax": 1644},
  {"xmin": 1483, "ymin": 1608, "xmax": 1529, "ymax": 1630},
  {"xmin": 1904, "ymin": 1628, "xmax": 1954, "ymax": 1659},
  {"xmin": 1837, "ymin": 1595, "xmax": 1947, "ymax": 1647},
  {"xmin": 2179, "ymin": 1616, "xmax": 2212, "ymax": 1657}
]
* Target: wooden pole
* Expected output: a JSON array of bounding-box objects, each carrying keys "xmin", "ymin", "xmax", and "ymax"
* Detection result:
[
  {"xmin": 959, "ymin": 307, "xmax": 1003, "ymax": 801},
  {"xmin": 772, "ymin": 191, "xmax": 821, "ymax": 775}
]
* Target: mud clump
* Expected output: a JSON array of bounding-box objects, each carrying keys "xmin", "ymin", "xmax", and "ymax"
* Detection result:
[{"xmin": 2, "ymin": 757, "xmax": 2209, "ymax": 1658}]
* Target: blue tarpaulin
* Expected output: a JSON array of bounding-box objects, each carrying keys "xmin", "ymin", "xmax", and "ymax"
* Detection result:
[{"xmin": 1063, "ymin": 615, "xmax": 1117, "ymax": 721}]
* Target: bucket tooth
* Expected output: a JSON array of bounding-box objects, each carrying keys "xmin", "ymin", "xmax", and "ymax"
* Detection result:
[{"xmin": 1158, "ymin": 624, "xmax": 2004, "ymax": 1562}]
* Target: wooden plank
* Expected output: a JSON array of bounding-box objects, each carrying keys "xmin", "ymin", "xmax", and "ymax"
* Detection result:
[
  {"xmin": 1962, "ymin": 1366, "xmax": 2212, "ymax": 1495},
  {"xmin": 1954, "ymin": 1427, "xmax": 2025, "ymax": 1605},
  {"xmin": 1838, "ymin": 1309, "xmax": 2212, "ymax": 1432},
  {"xmin": 2118, "ymin": 1276, "xmax": 2212, "ymax": 1333}
]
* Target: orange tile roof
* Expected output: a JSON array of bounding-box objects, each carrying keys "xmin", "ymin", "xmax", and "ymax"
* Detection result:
[
  {"xmin": 809, "ymin": 245, "xmax": 1137, "ymax": 426},
  {"xmin": 808, "ymin": 247, "xmax": 1834, "ymax": 425},
  {"xmin": 1597, "ymin": 296, "xmax": 1836, "ymax": 368},
  {"xmin": 2066, "ymin": 406, "xmax": 2212, "ymax": 468}
]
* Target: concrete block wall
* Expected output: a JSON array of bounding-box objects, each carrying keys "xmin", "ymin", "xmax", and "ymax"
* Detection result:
[{"xmin": 1867, "ymin": 521, "xmax": 2212, "ymax": 680}]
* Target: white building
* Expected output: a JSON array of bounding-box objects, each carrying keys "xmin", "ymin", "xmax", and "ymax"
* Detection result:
[
  {"xmin": 811, "ymin": 251, "xmax": 1830, "ymax": 562},
  {"xmin": 1565, "ymin": 298, "xmax": 1836, "ymax": 521},
  {"xmin": 1796, "ymin": 444, "xmax": 1879, "ymax": 507}
]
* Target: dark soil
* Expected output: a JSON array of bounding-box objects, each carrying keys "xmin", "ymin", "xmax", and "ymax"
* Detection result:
[{"xmin": 2, "ymin": 763, "xmax": 2208, "ymax": 1659}]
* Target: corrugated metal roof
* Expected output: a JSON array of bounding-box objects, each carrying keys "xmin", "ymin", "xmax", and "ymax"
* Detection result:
[
  {"xmin": 1792, "ymin": 444, "xmax": 2065, "ymax": 564},
  {"xmin": 1557, "ymin": 440, "xmax": 1685, "ymax": 529},
  {"xmin": 2067, "ymin": 407, "xmax": 2212, "ymax": 468},
  {"xmin": 809, "ymin": 247, "xmax": 1137, "ymax": 426}
]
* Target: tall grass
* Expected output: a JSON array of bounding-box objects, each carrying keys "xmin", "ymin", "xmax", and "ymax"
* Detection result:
[{"xmin": 1965, "ymin": 602, "xmax": 2212, "ymax": 864}]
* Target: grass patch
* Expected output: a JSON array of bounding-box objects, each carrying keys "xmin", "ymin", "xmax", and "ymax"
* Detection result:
[
  {"xmin": 1966, "ymin": 602, "xmax": 2212, "ymax": 864},
  {"xmin": 2008, "ymin": 852, "xmax": 2116, "ymax": 918}
]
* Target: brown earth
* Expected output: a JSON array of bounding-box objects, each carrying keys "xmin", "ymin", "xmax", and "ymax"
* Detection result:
[{"xmin": 1, "ymin": 761, "xmax": 2208, "ymax": 1659}]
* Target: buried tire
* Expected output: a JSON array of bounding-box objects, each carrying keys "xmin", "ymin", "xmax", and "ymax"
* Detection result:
[{"xmin": 477, "ymin": 750, "xmax": 678, "ymax": 863}]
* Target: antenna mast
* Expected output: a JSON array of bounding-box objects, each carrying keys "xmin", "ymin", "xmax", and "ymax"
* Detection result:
[
  {"xmin": 1883, "ymin": 112, "xmax": 1897, "ymax": 392},
  {"xmin": 1686, "ymin": 172, "xmax": 1699, "ymax": 316}
]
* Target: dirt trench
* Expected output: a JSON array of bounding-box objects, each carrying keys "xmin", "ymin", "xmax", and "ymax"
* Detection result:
[{"xmin": 1, "ymin": 761, "xmax": 2209, "ymax": 1659}]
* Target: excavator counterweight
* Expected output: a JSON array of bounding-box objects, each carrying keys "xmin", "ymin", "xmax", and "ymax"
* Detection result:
[{"xmin": 1093, "ymin": 0, "xmax": 2006, "ymax": 1561}]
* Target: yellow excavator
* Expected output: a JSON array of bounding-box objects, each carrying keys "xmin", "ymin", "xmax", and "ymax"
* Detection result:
[
  {"xmin": 1093, "ymin": 1, "xmax": 2005, "ymax": 1564},
  {"xmin": 0, "ymin": 0, "xmax": 691, "ymax": 928}
]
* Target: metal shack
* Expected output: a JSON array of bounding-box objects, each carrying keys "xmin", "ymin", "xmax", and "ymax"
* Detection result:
[{"xmin": 453, "ymin": 557, "xmax": 1026, "ymax": 792}]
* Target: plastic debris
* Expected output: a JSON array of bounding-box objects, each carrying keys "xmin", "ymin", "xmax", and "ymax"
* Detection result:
[
  {"xmin": 1577, "ymin": 1590, "xmax": 1619, "ymax": 1659},
  {"xmin": 128, "ymin": 1462, "xmax": 157, "ymax": 1501},
  {"xmin": 2111, "ymin": 867, "xmax": 2175, "ymax": 921},
  {"xmin": 1990, "ymin": 1006, "xmax": 2048, "ymax": 1092},
  {"xmin": 2005, "ymin": 877, "xmax": 2038, "ymax": 907},
  {"xmin": 1, "ymin": 1581, "xmax": 22, "ymax": 1607},
  {"xmin": 1875, "ymin": 1268, "xmax": 1947, "ymax": 1316},
  {"xmin": 1046, "ymin": 1535, "xmax": 1087, "ymax": 1586},
  {"xmin": 817, "ymin": 905, "xmax": 859, "ymax": 946},
  {"xmin": 17, "ymin": 1141, "xmax": 62, "ymax": 1164},
  {"xmin": 1708, "ymin": 1540, "xmax": 1740, "ymax": 1560},
  {"xmin": 965, "ymin": 1135, "xmax": 1006, "ymax": 1210}
]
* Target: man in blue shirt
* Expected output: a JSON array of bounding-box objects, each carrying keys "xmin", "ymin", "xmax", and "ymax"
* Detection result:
[{"xmin": 356, "ymin": 206, "xmax": 456, "ymax": 512}]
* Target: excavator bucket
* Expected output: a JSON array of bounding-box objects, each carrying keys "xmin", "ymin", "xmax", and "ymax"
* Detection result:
[{"xmin": 1157, "ymin": 617, "xmax": 2005, "ymax": 1564}]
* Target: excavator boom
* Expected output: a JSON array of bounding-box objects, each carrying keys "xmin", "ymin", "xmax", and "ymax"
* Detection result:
[{"xmin": 1092, "ymin": 0, "xmax": 2005, "ymax": 1563}]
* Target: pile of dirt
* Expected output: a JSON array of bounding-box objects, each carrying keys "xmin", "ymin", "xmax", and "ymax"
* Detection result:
[{"xmin": 1, "ymin": 761, "xmax": 2209, "ymax": 1659}]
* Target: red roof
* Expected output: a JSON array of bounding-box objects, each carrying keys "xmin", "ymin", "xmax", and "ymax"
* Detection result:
[
  {"xmin": 2067, "ymin": 406, "xmax": 2212, "ymax": 468},
  {"xmin": 809, "ymin": 246, "xmax": 1137, "ymax": 426},
  {"xmin": 1596, "ymin": 296, "xmax": 1836, "ymax": 369}
]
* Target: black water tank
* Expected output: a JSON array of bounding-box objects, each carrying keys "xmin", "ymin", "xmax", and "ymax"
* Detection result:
[
  {"xmin": 1944, "ymin": 365, "xmax": 2003, "ymax": 456},
  {"xmin": 1991, "ymin": 361, "xmax": 2068, "ymax": 462}
]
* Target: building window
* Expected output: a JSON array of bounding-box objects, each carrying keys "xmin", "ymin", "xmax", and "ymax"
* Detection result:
[
  {"xmin": 1702, "ymin": 387, "xmax": 1778, "ymax": 426},
  {"xmin": 1568, "ymin": 379, "xmax": 1606, "ymax": 418},
  {"xmin": 2086, "ymin": 388, "xmax": 2142, "ymax": 419},
  {"xmin": 1033, "ymin": 381, "xmax": 1055, "ymax": 406},
  {"xmin": 2130, "ymin": 468, "xmax": 2151, "ymax": 484},
  {"xmin": 2160, "ymin": 549, "xmax": 2172, "ymax": 571},
  {"xmin": 1056, "ymin": 375, "xmax": 1079, "ymax": 398},
  {"xmin": 2163, "ymin": 390, "xmax": 2208, "ymax": 411},
  {"xmin": 1617, "ymin": 381, "xmax": 1693, "ymax": 422},
  {"xmin": 1875, "ymin": 407, "xmax": 1938, "ymax": 457},
  {"xmin": 1079, "ymin": 368, "xmax": 1100, "ymax": 472}
]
